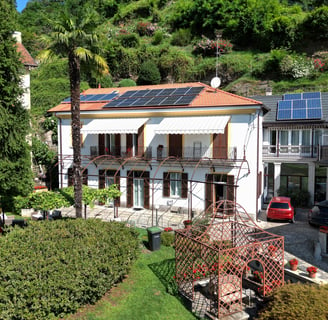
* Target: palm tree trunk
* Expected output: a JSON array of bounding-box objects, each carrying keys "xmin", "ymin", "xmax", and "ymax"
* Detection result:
[{"xmin": 69, "ymin": 51, "xmax": 82, "ymax": 218}]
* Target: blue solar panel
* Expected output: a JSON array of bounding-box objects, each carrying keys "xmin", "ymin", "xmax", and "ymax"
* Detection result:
[
  {"xmin": 293, "ymin": 108, "xmax": 306, "ymax": 119},
  {"xmin": 145, "ymin": 96, "xmax": 166, "ymax": 106},
  {"xmin": 62, "ymin": 93, "xmax": 118, "ymax": 103},
  {"xmin": 293, "ymin": 99, "xmax": 306, "ymax": 109},
  {"xmin": 277, "ymin": 108, "xmax": 292, "ymax": 120},
  {"xmin": 284, "ymin": 93, "xmax": 302, "ymax": 100},
  {"xmin": 303, "ymin": 92, "xmax": 321, "ymax": 100},
  {"xmin": 307, "ymin": 98, "xmax": 321, "ymax": 109},
  {"xmin": 120, "ymin": 90, "xmax": 138, "ymax": 98},
  {"xmin": 173, "ymin": 88, "xmax": 190, "ymax": 95},
  {"xmin": 188, "ymin": 87, "xmax": 204, "ymax": 95},
  {"xmin": 278, "ymin": 100, "xmax": 292, "ymax": 109},
  {"xmin": 175, "ymin": 95, "xmax": 195, "ymax": 105},
  {"xmin": 308, "ymin": 108, "xmax": 322, "ymax": 119},
  {"xmin": 143, "ymin": 89, "xmax": 163, "ymax": 97}
]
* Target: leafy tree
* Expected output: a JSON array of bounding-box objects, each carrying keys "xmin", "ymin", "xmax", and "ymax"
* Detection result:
[
  {"xmin": 0, "ymin": 0, "xmax": 33, "ymax": 210},
  {"xmin": 40, "ymin": 0, "xmax": 109, "ymax": 218}
]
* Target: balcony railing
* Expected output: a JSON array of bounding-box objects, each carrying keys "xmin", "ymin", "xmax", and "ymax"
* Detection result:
[
  {"xmin": 88, "ymin": 145, "xmax": 238, "ymax": 161},
  {"xmin": 263, "ymin": 144, "xmax": 318, "ymax": 158}
]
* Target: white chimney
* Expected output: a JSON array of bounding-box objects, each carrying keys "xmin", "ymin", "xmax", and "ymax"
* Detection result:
[
  {"xmin": 266, "ymin": 87, "xmax": 272, "ymax": 96},
  {"xmin": 13, "ymin": 31, "xmax": 22, "ymax": 43}
]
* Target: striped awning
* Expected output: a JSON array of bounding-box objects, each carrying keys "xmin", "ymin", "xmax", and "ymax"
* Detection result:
[
  {"xmin": 81, "ymin": 118, "xmax": 149, "ymax": 134},
  {"xmin": 154, "ymin": 116, "xmax": 230, "ymax": 134}
]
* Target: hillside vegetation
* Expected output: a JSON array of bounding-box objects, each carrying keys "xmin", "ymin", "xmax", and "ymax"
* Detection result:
[{"xmin": 18, "ymin": 0, "xmax": 328, "ymax": 184}]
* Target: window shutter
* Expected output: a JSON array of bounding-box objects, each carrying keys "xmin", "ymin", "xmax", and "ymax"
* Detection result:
[
  {"xmin": 144, "ymin": 171, "xmax": 150, "ymax": 209},
  {"xmin": 181, "ymin": 172, "xmax": 188, "ymax": 199},
  {"xmin": 127, "ymin": 171, "xmax": 133, "ymax": 207},
  {"xmin": 205, "ymin": 174, "xmax": 214, "ymax": 213},
  {"xmin": 126, "ymin": 134, "xmax": 133, "ymax": 157},
  {"xmin": 163, "ymin": 172, "xmax": 170, "ymax": 197},
  {"xmin": 257, "ymin": 171, "xmax": 262, "ymax": 198},
  {"xmin": 227, "ymin": 175, "xmax": 235, "ymax": 202},
  {"xmin": 213, "ymin": 123, "xmax": 228, "ymax": 159},
  {"xmin": 98, "ymin": 134, "xmax": 105, "ymax": 155},
  {"xmin": 137, "ymin": 125, "xmax": 144, "ymax": 156},
  {"xmin": 115, "ymin": 134, "xmax": 121, "ymax": 156},
  {"xmin": 99, "ymin": 169, "xmax": 105, "ymax": 189}
]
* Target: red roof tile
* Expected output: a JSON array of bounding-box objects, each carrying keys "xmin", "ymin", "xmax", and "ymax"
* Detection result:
[
  {"xmin": 16, "ymin": 43, "xmax": 37, "ymax": 67},
  {"xmin": 49, "ymin": 82, "xmax": 262, "ymax": 113}
]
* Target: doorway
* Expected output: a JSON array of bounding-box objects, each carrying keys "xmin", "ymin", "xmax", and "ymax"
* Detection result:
[{"xmin": 134, "ymin": 178, "xmax": 144, "ymax": 208}]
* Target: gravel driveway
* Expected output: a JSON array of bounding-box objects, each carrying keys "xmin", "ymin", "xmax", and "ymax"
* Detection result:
[{"xmin": 257, "ymin": 208, "xmax": 328, "ymax": 273}]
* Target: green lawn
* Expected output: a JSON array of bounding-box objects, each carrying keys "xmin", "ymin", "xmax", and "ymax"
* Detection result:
[{"xmin": 68, "ymin": 228, "xmax": 198, "ymax": 320}]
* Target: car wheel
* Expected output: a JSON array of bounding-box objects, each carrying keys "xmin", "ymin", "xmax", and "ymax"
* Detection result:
[{"xmin": 267, "ymin": 217, "xmax": 271, "ymax": 222}]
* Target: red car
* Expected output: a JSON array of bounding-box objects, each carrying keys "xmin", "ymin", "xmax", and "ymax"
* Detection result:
[{"xmin": 266, "ymin": 196, "xmax": 295, "ymax": 223}]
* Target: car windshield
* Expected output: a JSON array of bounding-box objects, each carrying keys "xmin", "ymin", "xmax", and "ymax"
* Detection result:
[{"xmin": 270, "ymin": 202, "xmax": 289, "ymax": 209}]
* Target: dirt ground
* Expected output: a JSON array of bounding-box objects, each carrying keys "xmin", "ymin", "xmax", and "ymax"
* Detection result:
[{"xmin": 257, "ymin": 208, "xmax": 328, "ymax": 273}]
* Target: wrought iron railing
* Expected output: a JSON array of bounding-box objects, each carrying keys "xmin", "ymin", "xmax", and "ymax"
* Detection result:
[{"xmin": 89, "ymin": 145, "xmax": 237, "ymax": 160}]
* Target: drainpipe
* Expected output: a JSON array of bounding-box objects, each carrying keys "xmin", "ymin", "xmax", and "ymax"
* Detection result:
[
  {"xmin": 256, "ymin": 112, "xmax": 260, "ymax": 221},
  {"xmin": 59, "ymin": 117, "xmax": 63, "ymax": 188}
]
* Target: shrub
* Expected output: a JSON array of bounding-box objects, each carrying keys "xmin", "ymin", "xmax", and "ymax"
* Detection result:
[
  {"xmin": 117, "ymin": 33, "xmax": 140, "ymax": 48},
  {"xmin": 151, "ymin": 30, "xmax": 164, "ymax": 45},
  {"xmin": 193, "ymin": 36, "xmax": 233, "ymax": 57},
  {"xmin": 0, "ymin": 219, "xmax": 139, "ymax": 319},
  {"xmin": 137, "ymin": 61, "xmax": 161, "ymax": 85},
  {"xmin": 161, "ymin": 231, "xmax": 175, "ymax": 246},
  {"xmin": 136, "ymin": 21, "xmax": 157, "ymax": 36},
  {"xmin": 171, "ymin": 28, "xmax": 192, "ymax": 46},
  {"xmin": 280, "ymin": 54, "xmax": 314, "ymax": 79},
  {"xmin": 118, "ymin": 79, "xmax": 136, "ymax": 87},
  {"xmin": 257, "ymin": 283, "xmax": 328, "ymax": 320}
]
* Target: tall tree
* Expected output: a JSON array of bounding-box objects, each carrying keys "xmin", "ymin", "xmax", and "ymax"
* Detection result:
[
  {"xmin": 40, "ymin": 0, "xmax": 108, "ymax": 218},
  {"xmin": 0, "ymin": 0, "xmax": 33, "ymax": 210}
]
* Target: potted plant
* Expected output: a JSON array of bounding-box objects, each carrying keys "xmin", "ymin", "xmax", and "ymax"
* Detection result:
[
  {"xmin": 306, "ymin": 266, "xmax": 318, "ymax": 278},
  {"xmin": 183, "ymin": 219, "xmax": 192, "ymax": 229},
  {"xmin": 289, "ymin": 258, "xmax": 299, "ymax": 271}
]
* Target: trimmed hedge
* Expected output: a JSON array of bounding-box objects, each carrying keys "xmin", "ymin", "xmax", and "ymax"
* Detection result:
[
  {"xmin": 0, "ymin": 219, "xmax": 139, "ymax": 319},
  {"xmin": 257, "ymin": 283, "xmax": 328, "ymax": 320}
]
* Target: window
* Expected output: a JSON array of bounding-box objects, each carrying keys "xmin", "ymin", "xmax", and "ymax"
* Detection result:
[
  {"xmin": 170, "ymin": 172, "xmax": 182, "ymax": 197},
  {"xmin": 163, "ymin": 172, "xmax": 188, "ymax": 199}
]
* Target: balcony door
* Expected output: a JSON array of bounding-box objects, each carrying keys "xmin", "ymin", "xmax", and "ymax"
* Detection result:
[{"xmin": 169, "ymin": 134, "xmax": 182, "ymax": 158}]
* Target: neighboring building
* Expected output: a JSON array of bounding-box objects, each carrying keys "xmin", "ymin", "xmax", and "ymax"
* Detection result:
[
  {"xmin": 49, "ymin": 83, "xmax": 266, "ymax": 219},
  {"xmin": 13, "ymin": 31, "xmax": 37, "ymax": 110},
  {"xmin": 252, "ymin": 91, "xmax": 328, "ymax": 206}
]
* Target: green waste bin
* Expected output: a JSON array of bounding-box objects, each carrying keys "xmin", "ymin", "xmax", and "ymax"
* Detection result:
[{"xmin": 147, "ymin": 227, "xmax": 162, "ymax": 251}]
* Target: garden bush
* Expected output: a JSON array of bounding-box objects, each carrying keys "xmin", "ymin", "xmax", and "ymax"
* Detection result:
[
  {"xmin": 117, "ymin": 32, "xmax": 140, "ymax": 48},
  {"xmin": 0, "ymin": 219, "xmax": 139, "ymax": 319},
  {"xmin": 118, "ymin": 79, "xmax": 137, "ymax": 87},
  {"xmin": 257, "ymin": 283, "xmax": 328, "ymax": 320},
  {"xmin": 137, "ymin": 60, "xmax": 161, "ymax": 85},
  {"xmin": 161, "ymin": 230, "xmax": 175, "ymax": 246},
  {"xmin": 170, "ymin": 28, "xmax": 192, "ymax": 46}
]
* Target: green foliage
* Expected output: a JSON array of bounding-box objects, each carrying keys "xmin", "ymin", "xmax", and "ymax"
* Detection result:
[
  {"xmin": 0, "ymin": 219, "xmax": 139, "ymax": 319},
  {"xmin": 0, "ymin": 0, "xmax": 33, "ymax": 210},
  {"xmin": 303, "ymin": 5, "xmax": 328, "ymax": 40},
  {"xmin": 136, "ymin": 20, "xmax": 157, "ymax": 36},
  {"xmin": 170, "ymin": 28, "xmax": 192, "ymax": 46},
  {"xmin": 280, "ymin": 54, "xmax": 314, "ymax": 79},
  {"xmin": 137, "ymin": 60, "xmax": 161, "ymax": 84},
  {"xmin": 159, "ymin": 48, "xmax": 194, "ymax": 82},
  {"xmin": 161, "ymin": 231, "xmax": 175, "ymax": 246},
  {"xmin": 151, "ymin": 30, "xmax": 164, "ymax": 45},
  {"xmin": 32, "ymin": 137, "xmax": 56, "ymax": 167},
  {"xmin": 257, "ymin": 283, "xmax": 328, "ymax": 320},
  {"xmin": 118, "ymin": 78, "xmax": 137, "ymax": 87},
  {"xmin": 117, "ymin": 32, "xmax": 140, "ymax": 48}
]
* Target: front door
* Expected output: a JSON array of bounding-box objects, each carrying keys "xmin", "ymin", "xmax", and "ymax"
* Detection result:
[{"xmin": 134, "ymin": 178, "xmax": 144, "ymax": 208}]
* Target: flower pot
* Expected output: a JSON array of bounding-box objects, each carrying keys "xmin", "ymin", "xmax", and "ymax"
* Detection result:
[
  {"xmin": 308, "ymin": 272, "xmax": 316, "ymax": 279},
  {"xmin": 290, "ymin": 264, "xmax": 298, "ymax": 271},
  {"xmin": 185, "ymin": 224, "xmax": 192, "ymax": 230}
]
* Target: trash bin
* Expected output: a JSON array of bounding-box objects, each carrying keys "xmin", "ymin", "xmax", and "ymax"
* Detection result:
[{"xmin": 147, "ymin": 227, "xmax": 162, "ymax": 251}]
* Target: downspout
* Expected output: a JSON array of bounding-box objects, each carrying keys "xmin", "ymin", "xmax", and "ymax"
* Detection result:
[
  {"xmin": 256, "ymin": 112, "xmax": 260, "ymax": 220},
  {"xmin": 59, "ymin": 117, "xmax": 63, "ymax": 188}
]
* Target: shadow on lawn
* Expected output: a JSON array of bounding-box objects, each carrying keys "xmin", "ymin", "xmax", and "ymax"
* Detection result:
[{"xmin": 148, "ymin": 258, "xmax": 178, "ymax": 295}]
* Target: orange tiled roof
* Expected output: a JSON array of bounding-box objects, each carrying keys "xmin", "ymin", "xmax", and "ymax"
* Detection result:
[
  {"xmin": 16, "ymin": 43, "xmax": 37, "ymax": 67},
  {"xmin": 49, "ymin": 82, "xmax": 262, "ymax": 113}
]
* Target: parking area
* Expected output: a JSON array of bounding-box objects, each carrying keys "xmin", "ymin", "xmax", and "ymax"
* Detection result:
[{"xmin": 257, "ymin": 208, "xmax": 328, "ymax": 273}]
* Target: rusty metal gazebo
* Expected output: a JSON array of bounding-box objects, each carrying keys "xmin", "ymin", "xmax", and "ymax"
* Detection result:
[{"xmin": 174, "ymin": 200, "xmax": 284, "ymax": 319}]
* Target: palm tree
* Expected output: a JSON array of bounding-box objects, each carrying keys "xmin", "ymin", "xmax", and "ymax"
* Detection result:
[{"xmin": 40, "ymin": 0, "xmax": 108, "ymax": 217}]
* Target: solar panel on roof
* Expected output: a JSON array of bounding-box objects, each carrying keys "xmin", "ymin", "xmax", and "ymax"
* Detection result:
[
  {"xmin": 284, "ymin": 93, "xmax": 302, "ymax": 100},
  {"xmin": 132, "ymin": 97, "xmax": 152, "ymax": 106},
  {"xmin": 175, "ymin": 95, "xmax": 195, "ymax": 105},
  {"xmin": 119, "ymin": 90, "xmax": 139, "ymax": 98},
  {"xmin": 303, "ymin": 92, "xmax": 321, "ymax": 99},
  {"xmin": 277, "ymin": 108, "xmax": 292, "ymax": 120},
  {"xmin": 308, "ymin": 108, "xmax": 322, "ymax": 119},
  {"xmin": 293, "ymin": 99, "xmax": 306, "ymax": 109},
  {"xmin": 143, "ymin": 89, "xmax": 163, "ymax": 97},
  {"xmin": 145, "ymin": 96, "xmax": 166, "ymax": 106},
  {"xmin": 188, "ymin": 87, "xmax": 204, "ymax": 95},
  {"xmin": 159, "ymin": 88, "xmax": 176, "ymax": 96},
  {"xmin": 173, "ymin": 88, "xmax": 190, "ymax": 95},
  {"xmin": 160, "ymin": 96, "xmax": 180, "ymax": 105}
]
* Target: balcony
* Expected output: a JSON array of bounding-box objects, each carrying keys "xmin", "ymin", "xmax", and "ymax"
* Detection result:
[
  {"xmin": 263, "ymin": 144, "xmax": 318, "ymax": 159},
  {"xmin": 88, "ymin": 145, "xmax": 238, "ymax": 161}
]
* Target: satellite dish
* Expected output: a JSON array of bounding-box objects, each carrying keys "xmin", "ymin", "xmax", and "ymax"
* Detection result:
[{"xmin": 210, "ymin": 77, "xmax": 221, "ymax": 89}]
